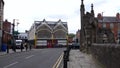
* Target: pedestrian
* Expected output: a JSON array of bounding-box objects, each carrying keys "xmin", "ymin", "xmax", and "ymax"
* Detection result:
[
  {"xmin": 29, "ymin": 43, "xmax": 32, "ymax": 50},
  {"xmin": 6, "ymin": 39, "xmax": 10, "ymax": 53},
  {"xmin": 24, "ymin": 42, "xmax": 28, "ymax": 51},
  {"xmin": 11, "ymin": 39, "xmax": 16, "ymax": 52},
  {"xmin": 21, "ymin": 41, "xmax": 24, "ymax": 52}
]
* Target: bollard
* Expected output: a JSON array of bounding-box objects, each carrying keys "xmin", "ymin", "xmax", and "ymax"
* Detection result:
[
  {"xmin": 7, "ymin": 45, "xmax": 9, "ymax": 53},
  {"xmin": 64, "ymin": 50, "xmax": 67, "ymax": 68},
  {"xmin": 63, "ymin": 47, "xmax": 71, "ymax": 68},
  {"xmin": 66, "ymin": 46, "xmax": 70, "ymax": 61}
]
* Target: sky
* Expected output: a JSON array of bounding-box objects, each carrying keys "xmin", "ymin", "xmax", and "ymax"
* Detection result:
[{"xmin": 4, "ymin": 0, "xmax": 120, "ymax": 33}]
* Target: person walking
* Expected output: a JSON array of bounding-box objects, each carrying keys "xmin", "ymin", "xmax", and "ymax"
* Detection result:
[
  {"xmin": 24, "ymin": 42, "xmax": 28, "ymax": 51},
  {"xmin": 29, "ymin": 43, "xmax": 32, "ymax": 50},
  {"xmin": 21, "ymin": 41, "xmax": 24, "ymax": 52},
  {"xmin": 6, "ymin": 39, "xmax": 11, "ymax": 53}
]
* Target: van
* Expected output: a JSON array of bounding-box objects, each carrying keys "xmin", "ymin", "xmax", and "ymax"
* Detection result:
[{"xmin": 16, "ymin": 40, "xmax": 22, "ymax": 49}]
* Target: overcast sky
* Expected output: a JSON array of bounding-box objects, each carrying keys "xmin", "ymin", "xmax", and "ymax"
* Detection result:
[{"xmin": 4, "ymin": 0, "xmax": 120, "ymax": 33}]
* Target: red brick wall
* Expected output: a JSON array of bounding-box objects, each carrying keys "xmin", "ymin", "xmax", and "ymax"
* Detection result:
[
  {"xmin": 97, "ymin": 22, "xmax": 118, "ymax": 42},
  {"xmin": 106, "ymin": 23, "xmax": 110, "ymax": 29},
  {"xmin": 98, "ymin": 23, "xmax": 102, "ymax": 28},
  {"xmin": 113, "ymin": 23, "xmax": 118, "ymax": 40},
  {"xmin": 3, "ymin": 20, "xmax": 11, "ymax": 32},
  {"xmin": 3, "ymin": 20, "xmax": 12, "ymax": 43}
]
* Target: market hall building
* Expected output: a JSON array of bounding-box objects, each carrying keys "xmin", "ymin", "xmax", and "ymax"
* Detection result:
[{"xmin": 28, "ymin": 19, "xmax": 68, "ymax": 48}]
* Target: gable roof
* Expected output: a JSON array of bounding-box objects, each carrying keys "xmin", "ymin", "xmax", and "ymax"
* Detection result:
[
  {"xmin": 34, "ymin": 20, "xmax": 68, "ymax": 29},
  {"xmin": 97, "ymin": 17, "xmax": 120, "ymax": 23}
]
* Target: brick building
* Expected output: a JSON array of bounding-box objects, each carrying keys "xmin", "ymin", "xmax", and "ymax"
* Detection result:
[
  {"xmin": 97, "ymin": 13, "xmax": 120, "ymax": 43},
  {"xmin": 2, "ymin": 20, "xmax": 12, "ymax": 44}
]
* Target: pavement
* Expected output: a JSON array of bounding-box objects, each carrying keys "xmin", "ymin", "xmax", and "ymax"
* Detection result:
[
  {"xmin": 0, "ymin": 49, "xmax": 32, "ymax": 56},
  {"xmin": 68, "ymin": 49, "xmax": 103, "ymax": 68}
]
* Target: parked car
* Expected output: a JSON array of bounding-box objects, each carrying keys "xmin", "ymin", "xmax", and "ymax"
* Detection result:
[
  {"xmin": 15, "ymin": 40, "xmax": 23, "ymax": 49},
  {"xmin": 54, "ymin": 44, "xmax": 63, "ymax": 48},
  {"xmin": 71, "ymin": 43, "xmax": 80, "ymax": 49}
]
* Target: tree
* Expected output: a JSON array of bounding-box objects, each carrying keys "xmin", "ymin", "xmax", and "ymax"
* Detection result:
[{"xmin": 68, "ymin": 33, "xmax": 75, "ymax": 38}]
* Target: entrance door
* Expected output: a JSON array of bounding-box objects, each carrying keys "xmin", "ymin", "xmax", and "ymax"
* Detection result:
[
  {"xmin": 53, "ymin": 39, "xmax": 58, "ymax": 47},
  {"xmin": 47, "ymin": 40, "xmax": 52, "ymax": 48},
  {"xmin": 47, "ymin": 40, "xmax": 58, "ymax": 48}
]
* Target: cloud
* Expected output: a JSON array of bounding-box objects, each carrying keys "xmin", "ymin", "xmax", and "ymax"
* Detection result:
[
  {"xmin": 4, "ymin": 0, "xmax": 120, "ymax": 33},
  {"xmin": 47, "ymin": 14, "xmax": 68, "ymax": 20}
]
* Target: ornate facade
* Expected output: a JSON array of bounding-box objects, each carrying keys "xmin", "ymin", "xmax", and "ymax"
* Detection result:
[
  {"xmin": 80, "ymin": 0, "xmax": 115, "ymax": 51},
  {"xmin": 28, "ymin": 19, "xmax": 68, "ymax": 48},
  {"xmin": 80, "ymin": 0, "xmax": 97, "ymax": 51}
]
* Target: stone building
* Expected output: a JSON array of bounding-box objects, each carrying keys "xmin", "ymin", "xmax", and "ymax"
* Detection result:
[
  {"xmin": 80, "ymin": 0, "xmax": 98, "ymax": 51},
  {"xmin": 0, "ymin": 0, "xmax": 4, "ymax": 51},
  {"xmin": 80, "ymin": 0, "xmax": 115, "ymax": 51},
  {"xmin": 28, "ymin": 19, "xmax": 68, "ymax": 48}
]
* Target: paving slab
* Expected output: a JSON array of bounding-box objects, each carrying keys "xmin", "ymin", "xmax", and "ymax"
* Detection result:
[
  {"xmin": 0, "ymin": 49, "xmax": 31, "ymax": 56},
  {"xmin": 68, "ymin": 50, "xmax": 103, "ymax": 68}
]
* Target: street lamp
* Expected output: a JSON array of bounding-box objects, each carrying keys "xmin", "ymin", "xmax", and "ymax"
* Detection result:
[
  {"xmin": 11, "ymin": 19, "xmax": 19, "ymax": 52},
  {"xmin": 12, "ymin": 19, "xmax": 19, "ymax": 36}
]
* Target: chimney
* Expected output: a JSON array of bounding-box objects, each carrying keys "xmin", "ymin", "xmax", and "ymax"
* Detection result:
[
  {"xmin": 97, "ymin": 13, "xmax": 103, "ymax": 20},
  {"xmin": 116, "ymin": 13, "xmax": 120, "ymax": 20}
]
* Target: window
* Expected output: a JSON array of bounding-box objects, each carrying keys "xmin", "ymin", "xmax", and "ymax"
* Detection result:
[
  {"xmin": 102, "ymin": 23, "xmax": 106, "ymax": 28},
  {"xmin": 110, "ymin": 23, "xmax": 114, "ymax": 29}
]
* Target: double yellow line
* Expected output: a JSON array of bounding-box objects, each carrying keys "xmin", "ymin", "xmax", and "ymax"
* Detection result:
[{"xmin": 52, "ymin": 53, "xmax": 63, "ymax": 68}]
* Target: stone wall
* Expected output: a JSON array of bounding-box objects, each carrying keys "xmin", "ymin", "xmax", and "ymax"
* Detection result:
[{"xmin": 90, "ymin": 43, "xmax": 120, "ymax": 68}]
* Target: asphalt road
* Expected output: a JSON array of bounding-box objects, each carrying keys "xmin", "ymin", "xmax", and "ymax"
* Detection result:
[{"xmin": 0, "ymin": 48, "xmax": 65, "ymax": 68}]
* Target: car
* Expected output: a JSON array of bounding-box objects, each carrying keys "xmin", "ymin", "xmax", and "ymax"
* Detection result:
[
  {"xmin": 54, "ymin": 44, "xmax": 63, "ymax": 48},
  {"xmin": 15, "ymin": 40, "xmax": 23, "ymax": 49},
  {"xmin": 71, "ymin": 43, "xmax": 80, "ymax": 49}
]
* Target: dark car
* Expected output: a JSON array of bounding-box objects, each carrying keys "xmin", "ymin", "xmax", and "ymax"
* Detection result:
[
  {"xmin": 71, "ymin": 43, "xmax": 80, "ymax": 49},
  {"xmin": 54, "ymin": 44, "xmax": 63, "ymax": 48}
]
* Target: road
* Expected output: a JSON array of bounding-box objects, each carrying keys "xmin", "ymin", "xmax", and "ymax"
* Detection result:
[{"xmin": 0, "ymin": 48, "xmax": 65, "ymax": 68}]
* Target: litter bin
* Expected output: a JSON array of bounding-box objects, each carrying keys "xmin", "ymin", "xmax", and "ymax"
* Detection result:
[{"xmin": 1, "ymin": 44, "xmax": 7, "ymax": 52}]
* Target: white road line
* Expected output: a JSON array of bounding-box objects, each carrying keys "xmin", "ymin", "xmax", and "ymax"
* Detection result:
[
  {"xmin": 25, "ymin": 55, "xmax": 34, "ymax": 59},
  {"xmin": 3, "ymin": 62, "xmax": 18, "ymax": 68}
]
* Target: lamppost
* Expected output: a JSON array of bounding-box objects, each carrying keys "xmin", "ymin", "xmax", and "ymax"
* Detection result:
[{"xmin": 11, "ymin": 19, "xmax": 19, "ymax": 52}]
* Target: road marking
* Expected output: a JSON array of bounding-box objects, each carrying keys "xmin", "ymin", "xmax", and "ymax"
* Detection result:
[
  {"xmin": 3, "ymin": 62, "xmax": 18, "ymax": 68},
  {"xmin": 25, "ymin": 55, "xmax": 34, "ymax": 59},
  {"xmin": 52, "ymin": 53, "xmax": 63, "ymax": 68}
]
